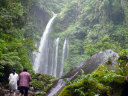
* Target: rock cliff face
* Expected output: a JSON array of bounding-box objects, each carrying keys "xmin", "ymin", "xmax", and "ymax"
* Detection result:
[
  {"xmin": 63, "ymin": 49, "xmax": 119, "ymax": 79},
  {"xmin": 46, "ymin": 50, "xmax": 119, "ymax": 96}
]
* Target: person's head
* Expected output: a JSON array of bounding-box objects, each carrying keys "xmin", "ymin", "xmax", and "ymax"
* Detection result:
[
  {"xmin": 12, "ymin": 68, "xmax": 16, "ymax": 75},
  {"xmin": 23, "ymin": 68, "xmax": 28, "ymax": 72}
]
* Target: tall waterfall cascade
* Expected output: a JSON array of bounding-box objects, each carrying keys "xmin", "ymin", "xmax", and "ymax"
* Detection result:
[
  {"xmin": 33, "ymin": 14, "xmax": 69, "ymax": 77},
  {"xmin": 53, "ymin": 38, "xmax": 60, "ymax": 77},
  {"xmin": 33, "ymin": 14, "xmax": 57, "ymax": 73},
  {"xmin": 59, "ymin": 38, "xmax": 69, "ymax": 77}
]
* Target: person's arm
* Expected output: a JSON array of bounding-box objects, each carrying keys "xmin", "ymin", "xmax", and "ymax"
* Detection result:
[
  {"xmin": 28, "ymin": 73, "xmax": 32, "ymax": 81},
  {"xmin": 30, "ymin": 76, "xmax": 32, "ymax": 81},
  {"xmin": 29, "ymin": 74, "xmax": 32, "ymax": 81}
]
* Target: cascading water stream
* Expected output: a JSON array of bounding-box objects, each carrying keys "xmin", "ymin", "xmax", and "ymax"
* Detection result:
[
  {"xmin": 53, "ymin": 38, "xmax": 60, "ymax": 77},
  {"xmin": 47, "ymin": 72, "xmax": 78, "ymax": 96},
  {"xmin": 33, "ymin": 14, "xmax": 57, "ymax": 73},
  {"xmin": 59, "ymin": 38, "xmax": 69, "ymax": 77},
  {"xmin": 49, "ymin": 40, "xmax": 55, "ymax": 75}
]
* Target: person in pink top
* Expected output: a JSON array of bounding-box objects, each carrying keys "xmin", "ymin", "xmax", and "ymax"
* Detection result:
[{"xmin": 18, "ymin": 68, "xmax": 32, "ymax": 96}]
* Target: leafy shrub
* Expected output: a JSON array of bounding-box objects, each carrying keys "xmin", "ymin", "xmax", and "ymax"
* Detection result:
[
  {"xmin": 30, "ymin": 73, "xmax": 57, "ymax": 93},
  {"xmin": 30, "ymin": 80, "xmax": 44, "ymax": 90},
  {"xmin": 58, "ymin": 59, "xmax": 128, "ymax": 96}
]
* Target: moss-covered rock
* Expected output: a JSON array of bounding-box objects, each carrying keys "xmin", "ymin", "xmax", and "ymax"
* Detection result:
[{"xmin": 58, "ymin": 53, "xmax": 128, "ymax": 96}]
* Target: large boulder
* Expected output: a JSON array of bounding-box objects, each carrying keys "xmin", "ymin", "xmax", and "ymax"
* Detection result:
[
  {"xmin": 63, "ymin": 49, "xmax": 119, "ymax": 79},
  {"xmin": 46, "ymin": 50, "xmax": 119, "ymax": 96}
]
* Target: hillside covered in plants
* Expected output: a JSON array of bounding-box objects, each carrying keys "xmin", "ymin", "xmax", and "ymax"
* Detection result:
[
  {"xmin": 0, "ymin": 0, "xmax": 128, "ymax": 96},
  {"xmin": 53, "ymin": 0, "xmax": 128, "ymax": 73}
]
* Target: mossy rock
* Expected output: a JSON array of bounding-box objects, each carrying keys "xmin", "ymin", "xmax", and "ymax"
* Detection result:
[
  {"xmin": 58, "ymin": 64, "xmax": 127, "ymax": 96},
  {"xmin": 58, "ymin": 78, "xmax": 111, "ymax": 96}
]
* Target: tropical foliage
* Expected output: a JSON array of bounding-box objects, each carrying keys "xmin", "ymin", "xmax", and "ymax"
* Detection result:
[
  {"xmin": 58, "ymin": 51, "xmax": 128, "ymax": 96},
  {"xmin": 52, "ymin": 0, "xmax": 128, "ymax": 73},
  {"xmin": 0, "ymin": 0, "xmax": 128, "ymax": 95}
]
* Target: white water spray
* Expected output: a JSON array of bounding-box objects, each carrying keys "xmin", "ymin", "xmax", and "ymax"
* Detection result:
[
  {"xmin": 53, "ymin": 38, "xmax": 60, "ymax": 77},
  {"xmin": 59, "ymin": 38, "xmax": 69, "ymax": 77},
  {"xmin": 33, "ymin": 14, "xmax": 57, "ymax": 73}
]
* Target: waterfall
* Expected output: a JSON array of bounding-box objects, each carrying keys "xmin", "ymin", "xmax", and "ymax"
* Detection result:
[
  {"xmin": 47, "ymin": 40, "xmax": 54, "ymax": 75},
  {"xmin": 53, "ymin": 38, "xmax": 60, "ymax": 77},
  {"xmin": 49, "ymin": 40, "xmax": 56, "ymax": 75},
  {"xmin": 59, "ymin": 38, "xmax": 69, "ymax": 77},
  {"xmin": 47, "ymin": 79, "xmax": 67, "ymax": 96},
  {"xmin": 33, "ymin": 14, "xmax": 57, "ymax": 73},
  {"xmin": 47, "ymin": 73, "xmax": 77, "ymax": 96}
]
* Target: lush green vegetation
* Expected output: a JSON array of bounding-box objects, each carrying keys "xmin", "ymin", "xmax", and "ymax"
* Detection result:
[
  {"xmin": 0, "ymin": 0, "xmax": 35, "ymax": 86},
  {"xmin": 0, "ymin": 0, "xmax": 63, "ymax": 93},
  {"xmin": 52, "ymin": 0, "xmax": 128, "ymax": 74},
  {"xmin": 58, "ymin": 50, "xmax": 128, "ymax": 96},
  {"xmin": 30, "ymin": 73, "xmax": 57, "ymax": 95},
  {"xmin": 0, "ymin": 0, "xmax": 128, "ymax": 95}
]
